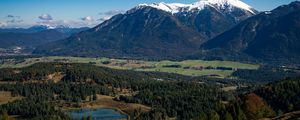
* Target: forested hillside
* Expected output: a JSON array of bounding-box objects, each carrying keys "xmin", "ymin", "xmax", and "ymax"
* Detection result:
[{"xmin": 0, "ymin": 63, "xmax": 299, "ymax": 119}]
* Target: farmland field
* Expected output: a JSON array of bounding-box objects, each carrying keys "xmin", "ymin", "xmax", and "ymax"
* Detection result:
[{"xmin": 0, "ymin": 56, "xmax": 259, "ymax": 78}]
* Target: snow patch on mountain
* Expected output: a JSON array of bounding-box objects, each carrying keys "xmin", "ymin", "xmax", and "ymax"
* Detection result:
[{"xmin": 138, "ymin": 0, "xmax": 255, "ymax": 14}]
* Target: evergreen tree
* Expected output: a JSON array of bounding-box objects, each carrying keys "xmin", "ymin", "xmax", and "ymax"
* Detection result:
[
  {"xmin": 237, "ymin": 106, "xmax": 247, "ymax": 120},
  {"xmin": 209, "ymin": 111, "xmax": 220, "ymax": 120},
  {"xmin": 0, "ymin": 110, "xmax": 9, "ymax": 120},
  {"xmin": 93, "ymin": 93, "xmax": 97, "ymax": 101},
  {"xmin": 224, "ymin": 112, "xmax": 233, "ymax": 120}
]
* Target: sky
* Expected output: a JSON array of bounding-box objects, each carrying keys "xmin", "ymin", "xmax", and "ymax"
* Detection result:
[{"xmin": 0, "ymin": 0, "xmax": 296, "ymax": 28}]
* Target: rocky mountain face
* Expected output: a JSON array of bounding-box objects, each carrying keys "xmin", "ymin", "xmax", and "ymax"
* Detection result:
[
  {"xmin": 145, "ymin": 0, "xmax": 257, "ymax": 38},
  {"xmin": 34, "ymin": 0, "xmax": 257, "ymax": 59},
  {"xmin": 201, "ymin": 1, "xmax": 300, "ymax": 61}
]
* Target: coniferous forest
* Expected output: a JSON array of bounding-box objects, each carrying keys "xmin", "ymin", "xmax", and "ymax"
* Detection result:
[
  {"xmin": 1, "ymin": 1, "xmax": 300, "ymax": 120},
  {"xmin": 0, "ymin": 63, "xmax": 299, "ymax": 120}
]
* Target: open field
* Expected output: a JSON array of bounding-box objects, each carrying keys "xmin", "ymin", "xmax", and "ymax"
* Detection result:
[
  {"xmin": 221, "ymin": 86, "xmax": 238, "ymax": 92},
  {"xmin": 0, "ymin": 56, "xmax": 259, "ymax": 78}
]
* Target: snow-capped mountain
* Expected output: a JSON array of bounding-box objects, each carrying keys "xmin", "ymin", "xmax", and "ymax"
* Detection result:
[
  {"xmin": 138, "ymin": 0, "xmax": 256, "ymax": 14},
  {"xmin": 132, "ymin": 0, "xmax": 258, "ymax": 38},
  {"xmin": 34, "ymin": 0, "xmax": 257, "ymax": 59},
  {"xmin": 201, "ymin": 1, "xmax": 300, "ymax": 61},
  {"xmin": 29, "ymin": 24, "xmax": 70, "ymax": 31},
  {"xmin": 0, "ymin": 25, "xmax": 49, "ymax": 33},
  {"xmin": 22, "ymin": 25, "xmax": 72, "ymax": 33}
]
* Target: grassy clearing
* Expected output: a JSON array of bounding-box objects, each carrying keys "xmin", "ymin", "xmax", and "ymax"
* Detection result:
[
  {"xmin": 0, "ymin": 91, "xmax": 23, "ymax": 105},
  {"xmin": 222, "ymin": 86, "xmax": 238, "ymax": 92},
  {"xmin": 0, "ymin": 56, "xmax": 259, "ymax": 78},
  {"xmin": 138, "ymin": 67, "xmax": 234, "ymax": 77}
]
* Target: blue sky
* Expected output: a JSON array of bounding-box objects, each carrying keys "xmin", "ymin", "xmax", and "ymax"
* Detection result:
[{"xmin": 0, "ymin": 0, "xmax": 295, "ymax": 28}]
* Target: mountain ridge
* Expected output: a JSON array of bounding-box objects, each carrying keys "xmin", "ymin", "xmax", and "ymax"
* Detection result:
[
  {"xmin": 138, "ymin": 0, "xmax": 256, "ymax": 14},
  {"xmin": 0, "ymin": 26, "xmax": 90, "ymax": 54},
  {"xmin": 0, "ymin": 25, "xmax": 89, "ymax": 34},
  {"xmin": 33, "ymin": 0, "xmax": 257, "ymax": 59},
  {"xmin": 200, "ymin": 1, "xmax": 300, "ymax": 61}
]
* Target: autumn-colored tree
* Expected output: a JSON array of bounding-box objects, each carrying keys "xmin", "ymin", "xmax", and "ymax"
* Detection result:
[{"xmin": 242, "ymin": 93, "xmax": 275, "ymax": 119}]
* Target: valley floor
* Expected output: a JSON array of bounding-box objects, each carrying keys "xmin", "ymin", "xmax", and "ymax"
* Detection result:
[{"xmin": 0, "ymin": 56, "xmax": 259, "ymax": 78}]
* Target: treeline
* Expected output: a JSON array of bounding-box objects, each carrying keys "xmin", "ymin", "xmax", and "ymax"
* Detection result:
[
  {"xmin": 0, "ymin": 82, "xmax": 112, "ymax": 119},
  {"xmin": 223, "ymin": 77, "xmax": 300, "ymax": 120},
  {"xmin": 124, "ymin": 77, "xmax": 300, "ymax": 120},
  {"xmin": 232, "ymin": 66, "xmax": 300, "ymax": 83},
  {"xmin": 0, "ymin": 63, "xmax": 229, "ymax": 119},
  {"xmin": 119, "ymin": 81, "xmax": 224, "ymax": 119},
  {"xmin": 0, "ymin": 100, "xmax": 67, "ymax": 120},
  {"xmin": 0, "ymin": 62, "xmax": 193, "ymax": 83},
  {"xmin": 254, "ymin": 77, "xmax": 300, "ymax": 113},
  {"xmin": 0, "ymin": 83, "xmax": 110, "ymax": 102},
  {"xmin": 0, "ymin": 62, "xmax": 256, "ymax": 86}
]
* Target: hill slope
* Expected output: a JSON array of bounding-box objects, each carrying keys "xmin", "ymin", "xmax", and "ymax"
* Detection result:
[
  {"xmin": 34, "ymin": 0, "xmax": 256, "ymax": 59},
  {"xmin": 0, "ymin": 30, "xmax": 68, "ymax": 48},
  {"xmin": 201, "ymin": 1, "xmax": 300, "ymax": 61}
]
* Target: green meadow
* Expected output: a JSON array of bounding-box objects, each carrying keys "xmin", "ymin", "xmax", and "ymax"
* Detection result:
[{"xmin": 0, "ymin": 56, "xmax": 259, "ymax": 78}]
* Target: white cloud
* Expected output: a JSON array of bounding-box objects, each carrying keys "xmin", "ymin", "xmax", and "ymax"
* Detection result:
[
  {"xmin": 97, "ymin": 9, "xmax": 125, "ymax": 22},
  {"xmin": 36, "ymin": 19, "xmax": 96, "ymax": 28},
  {"xmin": 98, "ymin": 9, "xmax": 124, "ymax": 22},
  {"xmin": 3, "ymin": 14, "xmax": 99, "ymax": 28},
  {"xmin": 0, "ymin": 21, "xmax": 7, "ymax": 28},
  {"xmin": 36, "ymin": 14, "xmax": 91, "ymax": 28},
  {"xmin": 7, "ymin": 15, "xmax": 14, "ymax": 18},
  {"xmin": 38, "ymin": 14, "xmax": 53, "ymax": 21},
  {"xmin": 79, "ymin": 16, "xmax": 96, "ymax": 26},
  {"xmin": 0, "ymin": 15, "xmax": 23, "ymax": 28},
  {"xmin": 99, "ymin": 9, "xmax": 125, "ymax": 16},
  {"xmin": 7, "ymin": 15, "xmax": 20, "ymax": 19},
  {"xmin": 81, "ymin": 16, "xmax": 94, "ymax": 22},
  {"xmin": 6, "ymin": 19, "xmax": 23, "ymax": 23},
  {"xmin": 97, "ymin": 16, "xmax": 112, "ymax": 22}
]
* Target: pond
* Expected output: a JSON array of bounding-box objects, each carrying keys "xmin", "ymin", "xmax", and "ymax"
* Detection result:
[{"xmin": 66, "ymin": 108, "xmax": 127, "ymax": 120}]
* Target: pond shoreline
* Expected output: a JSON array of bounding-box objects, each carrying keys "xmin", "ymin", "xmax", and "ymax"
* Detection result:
[
  {"xmin": 66, "ymin": 108, "xmax": 128, "ymax": 120},
  {"xmin": 59, "ymin": 94, "xmax": 151, "ymax": 120}
]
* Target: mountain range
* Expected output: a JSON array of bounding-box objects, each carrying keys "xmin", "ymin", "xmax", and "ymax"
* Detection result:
[
  {"xmin": 1, "ymin": 0, "xmax": 299, "ymax": 63},
  {"xmin": 201, "ymin": 1, "xmax": 300, "ymax": 61},
  {"xmin": 0, "ymin": 29, "xmax": 68, "ymax": 49},
  {"xmin": 0, "ymin": 25, "xmax": 89, "ymax": 34},
  {"xmin": 33, "ymin": 0, "xmax": 257, "ymax": 59},
  {"xmin": 0, "ymin": 25, "xmax": 89, "ymax": 50}
]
